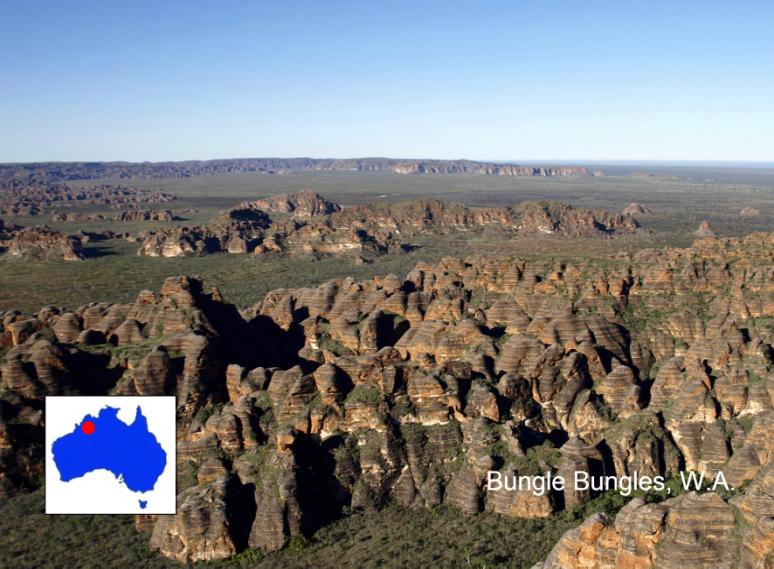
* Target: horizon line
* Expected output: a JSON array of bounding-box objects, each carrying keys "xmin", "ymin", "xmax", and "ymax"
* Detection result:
[{"xmin": 2, "ymin": 156, "xmax": 773, "ymax": 168}]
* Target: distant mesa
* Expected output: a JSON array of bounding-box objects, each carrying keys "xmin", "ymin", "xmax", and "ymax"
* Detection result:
[
  {"xmin": 0, "ymin": 158, "xmax": 598, "ymax": 183},
  {"xmin": 739, "ymin": 207, "xmax": 761, "ymax": 218},
  {"xmin": 694, "ymin": 220, "xmax": 715, "ymax": 237},
  {"xmin": 387, "ymin": 160, "xmax": 592, "ymax": 177},
  {"xmin": 622, "ymin": 202, "xmax": 652, "ymax": 216}
]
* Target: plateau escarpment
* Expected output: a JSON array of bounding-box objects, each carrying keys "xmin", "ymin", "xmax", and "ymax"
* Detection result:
[
  {"xmin": 135, "ymin": 193, "xmax": 641, "ymax": 258},
  {"xmin": 1, "ymin": 232, "xmax": 772, "ymax": 566},
  {"xmin": 0, "ymin": 158, "xmax": 598, "ymax": 183}
]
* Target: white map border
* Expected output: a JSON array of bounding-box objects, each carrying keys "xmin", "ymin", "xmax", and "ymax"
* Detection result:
[{"xmin": 45, "ymin": 396, "xmax": 176, "ymax": 514}]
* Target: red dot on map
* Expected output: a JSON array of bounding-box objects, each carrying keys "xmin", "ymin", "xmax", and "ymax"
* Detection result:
[{"xmin": 82, "ymin": 420, "xmax": 95, "ymax": 435}]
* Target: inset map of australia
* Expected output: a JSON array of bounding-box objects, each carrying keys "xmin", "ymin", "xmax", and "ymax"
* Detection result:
[
  {"xmin": 45, "ymin": 396, "xmax": 176, "ymax": 514},
  {"xmin": 52, "ymin": 406, "xmax": 166, "ymax": 508}
]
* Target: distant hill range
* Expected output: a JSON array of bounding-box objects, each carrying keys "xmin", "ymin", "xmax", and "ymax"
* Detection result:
[{"xmin": 0, "ymin": 158, "xmax": 598, "ymax": 182}]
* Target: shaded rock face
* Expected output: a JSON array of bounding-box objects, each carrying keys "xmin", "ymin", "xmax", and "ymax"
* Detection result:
[
  {"xmin": 2, "ymin": 233, "xmax": 774, "ymax": 563},
  {"xmin": 135, "ymin": 197, "xmax": 640, "ymax": 258},
  {"xmin": 240, "ymin": 189, "xmax": 341, "ymax": 217},
  {"xmin": 0, "ymin": 226, "xmax": 85, "ymax": 261}
]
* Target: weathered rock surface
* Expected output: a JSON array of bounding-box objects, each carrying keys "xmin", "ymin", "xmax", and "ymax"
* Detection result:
[
  {"xmin": 537, "ymin": 493, "xmax": 743, "ymax": 569},
  {"xmin": 2, "ymin": 232, "xmax": 774, "ymax": 563}
]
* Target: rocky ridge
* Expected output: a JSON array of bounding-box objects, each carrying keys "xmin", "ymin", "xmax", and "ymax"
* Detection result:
[{"xmin": 136, "ymin": 194, "xmax": 641, "ymax": 258}]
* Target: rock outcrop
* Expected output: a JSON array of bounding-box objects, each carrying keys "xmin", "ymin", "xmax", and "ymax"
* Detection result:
[
  {"xmin": 50, "ymin": 209, "xmax": 177, "ymax": 222},
  {"xmin": 240, "ymin": 189, "xmax": 341, "ymax": 217},
  {"xmin": 2, "ymin": 232, "xmax": 773, "ymax": 564},
  {"xmin": 0, "ymin": 226, "xmax": 85, "ymax": 261},
  {"xmin": 694, "ymin": 220, "xmax": 715, "ymax": 237},
  {"xmin": 136, "ymin": 197, "xmax": 641, "ymax": 258},
  {"xmin": 739, "ymin": 207, "xmax": 762, "ymax": 217},
  {"xmin": 536, "ymin": 491, "xmax": 768, "ymax": 569},
  {"xmin": 623, "ymin": 202, "xmax": 652, "ymax": 216}
]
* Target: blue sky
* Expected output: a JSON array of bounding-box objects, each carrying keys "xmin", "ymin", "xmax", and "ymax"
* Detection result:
[{"xmin": 1, "ymin": 0, "xmax": 772, "ymax": 162}]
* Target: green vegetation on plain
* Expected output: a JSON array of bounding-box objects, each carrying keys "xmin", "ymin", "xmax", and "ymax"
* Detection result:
[{"xmin": 4, "ymin": 169, "xmax": 773, "ymax": 313}]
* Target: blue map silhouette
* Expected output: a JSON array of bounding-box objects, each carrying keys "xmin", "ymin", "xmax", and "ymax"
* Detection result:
[{"xmin": 52, "ymin": 405, "xmax": 167, "ymax": 507}]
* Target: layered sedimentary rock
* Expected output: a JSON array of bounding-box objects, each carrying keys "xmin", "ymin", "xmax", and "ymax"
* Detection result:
[
  {"xmin": 536, "ymin": 492, "xmax": 752, "ymax": 569},
  {"xmin": 1, "ymin": 232, "xmax": 773, "ymax": 564},
  {"xmin": 136, "ymin": 196, "xmax": 641, "ymax": 258}
]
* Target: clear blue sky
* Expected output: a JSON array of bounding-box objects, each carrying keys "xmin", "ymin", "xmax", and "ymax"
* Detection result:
[{"xmin": 1, "ymin": 0, "xmax": 773, "ymax": 162}]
